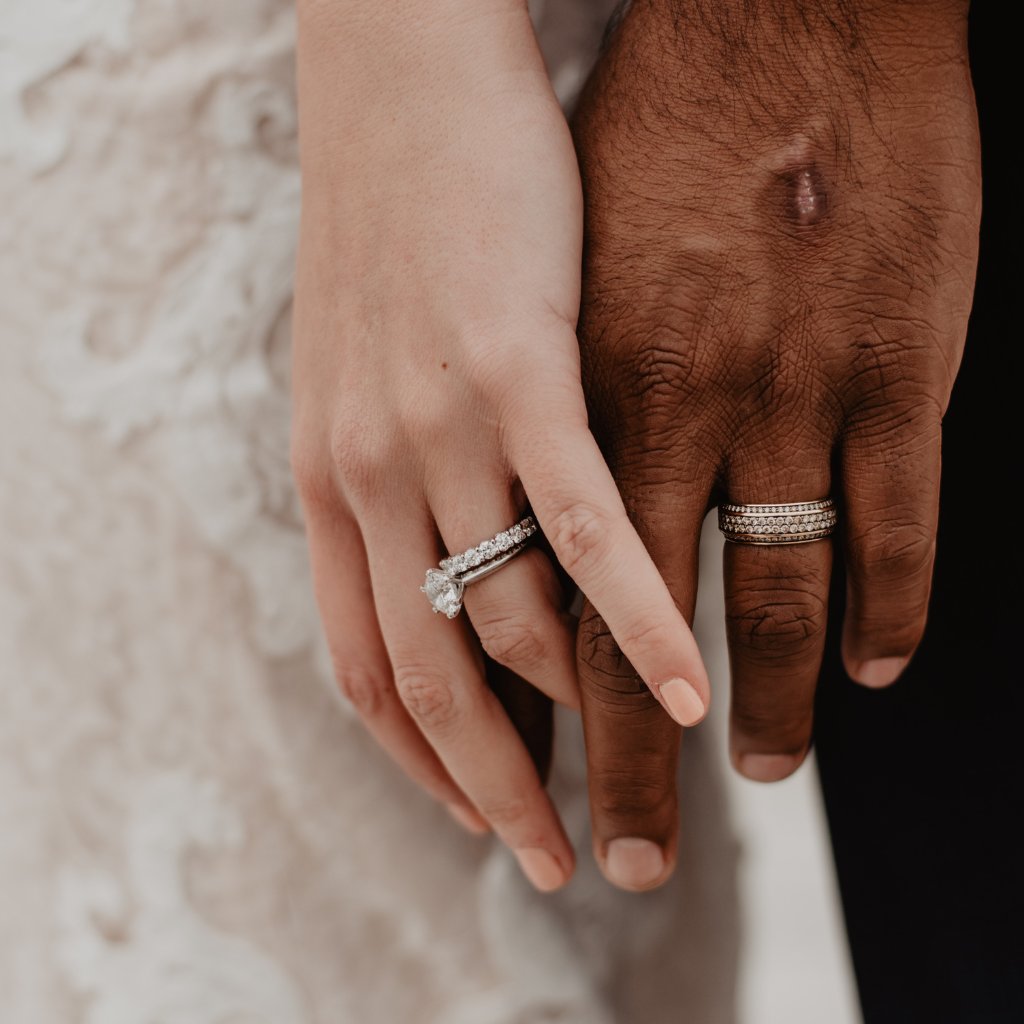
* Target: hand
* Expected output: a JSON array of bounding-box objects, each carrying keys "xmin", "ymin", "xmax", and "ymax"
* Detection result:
[
  {"xmin": 572, "ymin": 0, "xmax": 980, "ymax": 890},
  {"xmin": 290, "ymin": 0, "xmax": 710, "ymax": 890}
]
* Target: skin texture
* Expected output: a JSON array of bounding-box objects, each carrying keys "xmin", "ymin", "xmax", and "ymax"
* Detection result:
[
  {"xmin": 573, "ymin": 0, "xmax": 981, "ymax": 890},
  {"xmin": 290, "ymin": 0, "xmax": 712, "ymax": 891}
]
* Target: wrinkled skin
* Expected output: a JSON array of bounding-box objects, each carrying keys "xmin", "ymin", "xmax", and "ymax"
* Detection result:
[{"xmin": 573, "ymin": 0, "xmax": 980, "ymax": 890}]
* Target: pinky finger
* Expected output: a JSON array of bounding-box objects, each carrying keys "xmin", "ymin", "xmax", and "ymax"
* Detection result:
[
  {"xmin": 304, "ymin": 504, "xmax": 488, "ymax": 833},
  {"xmin": 841, "ymin": 402, "xmax": 941, "ymax": 688}
]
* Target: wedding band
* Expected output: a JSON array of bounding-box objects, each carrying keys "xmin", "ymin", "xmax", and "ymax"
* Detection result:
[
  {"xmin": 718, "ymin": 499, "xmax": 837, "ymax": 545},
  {"xmin": 421, "ymin": 516, "xmax": 539, "ymax": 619}
]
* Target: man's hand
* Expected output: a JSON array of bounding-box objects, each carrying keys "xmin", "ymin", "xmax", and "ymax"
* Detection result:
[{"xmin": 573, "ymin": 0, "xmax": 980, "ymax": 890}]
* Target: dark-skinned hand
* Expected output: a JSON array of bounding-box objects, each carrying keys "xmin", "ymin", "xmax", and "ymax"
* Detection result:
[{"xmin": 572, "ymin": 0, "xmax": 980, "ymax": 891}]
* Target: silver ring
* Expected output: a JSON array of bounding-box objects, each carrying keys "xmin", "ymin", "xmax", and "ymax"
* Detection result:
[
  {"xmin": 718, "ymin": 499, "xmax": 837, "ymax": 545},
  {"xmin": 421, "ymin": 516, "xmax": 538, "ymax": 618}
]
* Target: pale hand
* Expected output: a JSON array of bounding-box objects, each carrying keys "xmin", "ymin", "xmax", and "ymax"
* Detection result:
[{"xmin": 290, "ymin": 0, "xmax": 710, "ymax": 891}]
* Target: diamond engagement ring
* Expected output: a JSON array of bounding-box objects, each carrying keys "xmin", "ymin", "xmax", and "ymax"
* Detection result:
[
  {"xmin": 421, "ymin": 516, "xmax": 539, "ymax": 619},
  {"xmin": 718, "ymin": 499, "xmax": 838, "ymax": 545}
]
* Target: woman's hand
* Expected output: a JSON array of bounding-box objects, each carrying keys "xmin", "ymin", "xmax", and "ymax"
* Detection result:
[
  {"xmin": 290, "ymin": 0, "xmax": 710, "ymax": 890},
  {"xmin": 572, "ymin": 0, "xmax": 980, "ymax": 889}
]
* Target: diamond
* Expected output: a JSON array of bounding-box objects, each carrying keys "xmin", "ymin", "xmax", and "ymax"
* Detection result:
[{"xmin": 421, "ymin": 570, "xmax": 465, "ymax": 619}]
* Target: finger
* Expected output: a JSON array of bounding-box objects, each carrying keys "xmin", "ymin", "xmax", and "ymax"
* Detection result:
[
  {"xmin": 429, "ymin": 472, "xmax": 579, "ymax": 710},
  {"xmin": 303, "ymin": 504, "xmax": 488, "ymax": 833},
  {"xmin": 723, "ymin": 443, "xmax": 833, "ymax": 783},
  {"xmin": 362, "ymin": 510, "xmax": 575, "ymax": 892},
  {"xmin": 507, "ymin": 375, "xmax": 711, "ymax": 728},
  {"xmin": 840, "ymin": 400, "xmax": 941, "ymax": 687},
  {"xmin": 577, "ymin": 453, "xmax": 714, "ymax": 892}
]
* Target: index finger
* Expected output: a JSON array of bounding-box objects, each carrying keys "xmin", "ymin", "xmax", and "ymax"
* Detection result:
[{"xmin": 507, "ymin": 386, "xmax": 711, "ymax": 727}]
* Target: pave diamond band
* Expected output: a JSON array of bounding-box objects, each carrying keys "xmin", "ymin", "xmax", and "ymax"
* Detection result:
[
  {"xmin": 718, "ymin": 499, "xmax": 837, "ymax": 545},
  {"xmin": 422, "ymin": 516, "xmax": 539, "ymax": 619},
  {"xmin": 438, "ymin": 517, "xmax": 538, "ymax": 575}
]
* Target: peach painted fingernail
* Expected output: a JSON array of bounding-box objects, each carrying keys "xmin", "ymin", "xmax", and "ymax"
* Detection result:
[
  {"xmin": 514, "ymin": 848, "xmax": 567, "ymax": 892},
  {"xmin": 851, "ymin": 656, "xmax": 909, "ymax": 688},
  {"xmin": 736, "ymin": 753, "xmax": 802, "ymax": 783},
  {"xmin": 605, "ymin": 838, "xmax": 667, "ymax": 891},
  {"xmin": 659, "ymin": 678, "xmax": 706, "ymax": 726},
  {"xmin": 446, "ymin": 804, "xmax": 490, "ymax": 835}
]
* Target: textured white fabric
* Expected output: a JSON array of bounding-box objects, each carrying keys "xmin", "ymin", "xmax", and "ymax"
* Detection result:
[{"xmin": 0, "ymin": 3, "xmax": 858, "ymax": 1022}]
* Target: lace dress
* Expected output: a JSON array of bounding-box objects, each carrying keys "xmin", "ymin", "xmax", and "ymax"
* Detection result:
[{"xmin": 0, "ymin": 2, "xmax": 856, "ymax": 1021}]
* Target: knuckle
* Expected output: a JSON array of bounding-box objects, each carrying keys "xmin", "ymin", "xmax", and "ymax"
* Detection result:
[
  {"xmin": 546, "ymin": 502, "xmax": 609, "ymax": 578},
  {"xmin": 591, "ymin": 765, "xmax": 675, "ymax": 824},
  {"xmin": 726, "ymin": 584, "xmax": 827, "ymax": 662},
  {"xmin": 474, "ymin": 793, "xmax": 533, "ymax": 832},
  {"xmin": 476, "ymin": 617, "xmax": 548, "ymax": 670},
  {"xmin": 400, "ymin": 390, "xmax": 456, "ymax": 448},
  {"xmin": 847, "ymin": 583, "xmax": 929, "ymax": 652},
  {"xmin": 576, "ymin": 610, "xmax": 614, "ymax": 667},
  {"xmin": 627, "ymin": 340, "xmax": 697, "ymax": 410},
  {"xmin": 328, "ymin": 421, "xmax": 394, "ymax": 501},
  {"xmin": 290, "ymin": 434, "xmax": 333, "ymax": 509},
  {"xmin": 614, "ymin": 616, "xmax": 678, "ymax": 659},
  {"xmin": 394, "ymin": 668, "xmax": 460, "ymax": 732},
  {"xmin": 848, "ymin": 319, "xmax": 946, "ymax": 406},
  {"xmin": 732, "ymin": 701, "xmax": 812, "ymax": 751},
  {"xmin": 333, "ymin": 665, "xmax": 386, "ymax": 718},
  {"xmin": 577, "ymin": 613, "xmax": 652, "ymax": 708},
  {"xmin": 847, "ymin": 391, "xmax": 943, "ymax": 445},
  {"xmin": 850, "ymin": 521, "xmax": 934, "ymax": 585}
]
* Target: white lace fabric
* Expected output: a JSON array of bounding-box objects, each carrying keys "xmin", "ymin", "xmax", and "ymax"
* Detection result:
[{"xmin": 0, "ymin": 3, "xmax": 789, "ymax": 1022}]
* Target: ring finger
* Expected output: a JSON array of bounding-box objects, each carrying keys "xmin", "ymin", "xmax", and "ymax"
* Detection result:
[
  {"xmin": 722, "ymin": 441, "xmax": 834, "ymax": 782},
  {"xmin": 361, "ymin": 508, "xmax": 575, "ymax": 891},
  {"xmin": 428, "ymin": 469, "xmax": 580, "ymax": 710}
]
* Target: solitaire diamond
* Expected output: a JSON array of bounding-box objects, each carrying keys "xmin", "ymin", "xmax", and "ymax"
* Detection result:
[
  {"xmin": 423, "ymin": 516, "xmax": 539, "ymax": 619},
  {"xmin": 421, "ymin": 569, "xmax": 464, "ymax": 619}
]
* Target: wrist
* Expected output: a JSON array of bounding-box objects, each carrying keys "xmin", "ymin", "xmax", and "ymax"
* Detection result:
[
  {"xmin": 296, "ymin": 0, "xmax": 528, "ymax": 66},
  {"xmin": 635, "ymin": 0, "xmax": 969, "ymax": 83},
  {"xmin": 653, "ymin": 0, "xmax": 969, "ymax": 43},
  {"xmin": 296, "ymin": 0, "xmax": 541, "ymax": 187},
  {"xmin": 580, "ymin": 0, "xmax": 974, "ymax": 171}
]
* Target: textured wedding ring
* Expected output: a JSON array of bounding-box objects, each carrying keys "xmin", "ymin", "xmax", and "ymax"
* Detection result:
[
  {"xmin": 421, "ymin": 516, "xmax": 539, "ymax": 619},
  {"xmin": 718, "ymin": 499, "xmax": 837, "ymax": 545}
]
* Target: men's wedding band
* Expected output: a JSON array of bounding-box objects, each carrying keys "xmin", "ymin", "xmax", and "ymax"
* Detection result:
[
  {"xmin": 421, "ymin": 516, "xmax": 539, "ymax": 619},
  {"xmin": 718, "ymin": 499, "xmax": 837, "ymax": 545}
]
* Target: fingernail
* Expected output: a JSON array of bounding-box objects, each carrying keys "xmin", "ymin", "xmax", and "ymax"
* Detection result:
[
  {"xmin": 514, "ymin": 848, "xmax": 568, "ymax": 892},
  {"xmin": 659, "ymin": 678, "xmax": 706, "ymax": 726},
  {"xmin": 605, "ymin": 838, "xmax": 667, "ymax": 891},
  {"xmin": 446, "ymin": 804, "xmax": 489, "ymax": 835},
  {"xmin": 736, "ymin": 752, "xmax": 802, "ymax": 783},
  {"xmin": 851, "ymin": 656, "xmax": 909, "ymax": 688}
]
